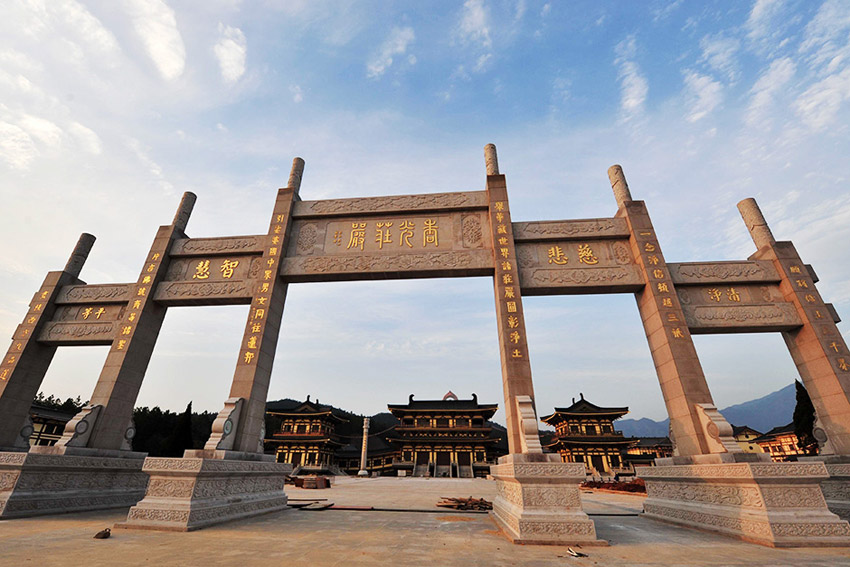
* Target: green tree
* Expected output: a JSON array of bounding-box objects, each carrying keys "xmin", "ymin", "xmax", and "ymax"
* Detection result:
[
  {"xmin": 161, "ymin": 402, "xmax": 195, "ymax": 458},
  {"xmin": 793, "ymin": 380, "xmax": 818, "ymax": 456}
]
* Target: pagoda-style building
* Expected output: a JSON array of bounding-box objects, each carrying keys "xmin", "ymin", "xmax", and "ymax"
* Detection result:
[
  {"xmin": 265, "ymin": 396, "xmax": 347, "ymax": 472},
  {"xmin": 387, "ymin": 392, "xmax": 502, "ymax": 478},
  {"xmin": 540, "ymin": 393, "xmax": 636, "ymax": 475}
]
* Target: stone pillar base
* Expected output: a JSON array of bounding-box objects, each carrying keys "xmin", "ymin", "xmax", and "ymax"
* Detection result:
[
  {"xmin": 489, "ymin": 453, "xmax": 604, "ymax": 546},
  {"xmin": 0, "ymin": 447, "xmax": 148, "ymax": 518},
  {"xmin": 639, "ymin": 460, "xmax": 850, "ymax": 547},
  {"xmin": 802, "ymin": 455, "xmax": 850, "ymax": 522},
  {"xmin": 116, "ymin": 452, "xmax": 292, "ymax": 532}
]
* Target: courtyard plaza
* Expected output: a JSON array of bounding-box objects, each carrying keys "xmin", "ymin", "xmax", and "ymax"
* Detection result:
[{"xmin": 0, "ymin": 477, "xmax": 849, "ymax": 566}]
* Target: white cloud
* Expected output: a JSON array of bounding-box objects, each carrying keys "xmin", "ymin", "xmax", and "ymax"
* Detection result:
[
  {"xmin": 682, "ymin": 70, "xmax": 723, "ymax": 122},
  {"xmin": 124, "ymin": 0, "xmax": 186, "ymax": 81},
  {"xmin": 746, "ymin": 57, "xmax": 796, "ymax": 127},
  {"xmin": 454, "ymin": 0, "xmax": 493, "ymax": 73},
  {"xmin": 699, "ymin": 33, "xmax": 740, "ymax": 83},
  {"xmin": 794, "ymin": 67, "xmax": 850, "ymax": 131},
  {"xmin": 0, "ymin": 121, "xmax": 37, "ymax": 170},
  {"xmin": 18, "ymin": 114, "xmax": 63, "ymax": 148},
  {"xmin": 652, "ymin": 0, "xmax": 682, "ymax": 22},
  {"xmin": 614, "ymin": 36, "xmax": 648, "ymax": 121},
  {"xmin": 214, "ymin": 23, "xmax": 247, "ymax": 83},
  {"xmin": 290, "ymin": 84, "xmax": 304, "ymax": 103},
  {"xmin": 745, "ymin": 0, "xmax": 787, "ymax": 56},
  {"xmin": 799, "ymin": 0, "xmax": 850, "ymax": 74},
  {"xmin": 366, "ymin": 26, "xmax": 415, "ymax": 79},
  {"xmin": 68, "ymin": 122, "xmax": 102, "ymax": 155},
  {"xmin": 53, "ymin": 0, "xmax": 122, "ymax": 66}
]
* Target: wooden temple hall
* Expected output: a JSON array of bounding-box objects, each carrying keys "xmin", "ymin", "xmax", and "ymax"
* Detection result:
[{"xmin": 265, "ymin": 392, "xmax": 505, "ymax": 477}]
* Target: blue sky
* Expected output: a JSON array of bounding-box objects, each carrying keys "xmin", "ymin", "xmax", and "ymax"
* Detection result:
[{"xmin": 1, "ymin": 0, "xmax": 849, "ymax": 426}]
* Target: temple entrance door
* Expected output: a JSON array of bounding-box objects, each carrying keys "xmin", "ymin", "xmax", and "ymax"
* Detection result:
[
  {"xmin": 291, "ymin": 452, "xmax": 302, "ymax": 466},
  {"xmin": 590, "ymin": 455, "xmax": 604, "ymax": 474},
  {"xmin": 457, "ymin": 452, "xmax": 472, "ymax": 478},
  {"xmin": 435, "ymin": 452, "xmax": 451, "ymax": 478},
  {"xmin": 414, "ymin": 452, "xmax": 429, "ymax": 477}
]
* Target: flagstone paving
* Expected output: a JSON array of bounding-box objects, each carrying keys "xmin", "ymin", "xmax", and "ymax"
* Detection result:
[{"xmin": 1, "ymin": 477, "xmax": 848, "ymax": 566}]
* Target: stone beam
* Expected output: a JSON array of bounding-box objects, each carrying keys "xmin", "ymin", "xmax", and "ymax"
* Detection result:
[{"xmin": 292, "ymin": 191, "xmax": 488, "ymax": 219}]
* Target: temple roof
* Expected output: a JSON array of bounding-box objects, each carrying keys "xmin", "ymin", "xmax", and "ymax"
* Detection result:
[
  {"xmin": 387, "ymin": 393, "xmax": 498, "ymax": 416},
  {"xmin": 752, "ymin": 422, "xmax": 795, "ymax": 443},
  {"xmin": 266, "ymin": 397, "xmax": 348, "ymax": 423},
  {"xmin": 540, "ymin": 394, "xmax": 629, "ymax": 424}
]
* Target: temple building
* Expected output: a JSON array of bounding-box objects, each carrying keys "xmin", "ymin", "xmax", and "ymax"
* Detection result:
[
  {"xmin": 387, "ymin": 392, "xmax": 502, "ymax": 478},
  {"xmin": 732, "ymin": 425, "xmax": 765, "ymax": 454},
  {"xmin": 623, "ymin": 437, "xmax": 674, "ymax": 468},
  {"xmin": 540, "ymin": 394, "xmax": 636, "ymax": 475},
  {"xmin": 754, "ymin": 423, "xmax": 807, "ymax": 462},
  {"xmin": 265, "ymin": 397, "xmax": 347, "ymax": 473}
]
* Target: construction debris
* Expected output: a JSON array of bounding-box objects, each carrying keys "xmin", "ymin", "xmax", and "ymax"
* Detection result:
[{"xmin": 436, "ymin": 496, "xmax": 493, "ymax": 511}]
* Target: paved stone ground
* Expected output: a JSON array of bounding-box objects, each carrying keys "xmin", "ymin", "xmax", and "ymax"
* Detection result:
[{"xmin": 1, "ymin": 477, "xmax": 849, "ymax": 566}]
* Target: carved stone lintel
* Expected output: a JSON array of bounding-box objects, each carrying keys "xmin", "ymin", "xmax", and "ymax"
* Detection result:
[
  {"xmin": 204, "ymin": 398, "xmax": 244, "ymax": 452},
  {"xmin": 694, "ymin": 403, "xmax": 741, "ymax": 454},
  {"xmin": 489, "ymin": 453, "xmax": 603, "ymax": 545},
  {"xmin": 116, "ymin": 456, "xmax": 292, "ymax": 531},
  {"xmin": 515, "ymin": 396, "xmax": 542, "ymax": 455},
  {"xmin": 55, "ymin": 405, "xmax": 102, "ymax": 448},
  {"xmin": 640, "ymin": 462, "xmax": 850, "ymax": 547}
]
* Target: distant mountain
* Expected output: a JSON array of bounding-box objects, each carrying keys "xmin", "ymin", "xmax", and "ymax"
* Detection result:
[{"xmin": 617, "ymin": 383, "xmax": 796, "ymax": 438}]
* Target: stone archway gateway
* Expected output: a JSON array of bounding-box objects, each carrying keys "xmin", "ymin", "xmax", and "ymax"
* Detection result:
[{"xmin": 0, "ymin": 145, "xmax": 849, "ymax": 546}]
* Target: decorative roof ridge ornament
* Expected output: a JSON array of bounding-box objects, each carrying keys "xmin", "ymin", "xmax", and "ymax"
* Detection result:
[{"xmin": 443, "ymin": 391, "xmax": 458, "ymax": 401}]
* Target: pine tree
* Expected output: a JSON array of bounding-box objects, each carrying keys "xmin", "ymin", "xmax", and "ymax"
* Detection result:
[
  {"xmin": 162, "ymin": 402, "xmax": 195, "ymax": 457},
  {"xmin": 792, "ymin": 380, "xmax": 818, "ymax": 455}
]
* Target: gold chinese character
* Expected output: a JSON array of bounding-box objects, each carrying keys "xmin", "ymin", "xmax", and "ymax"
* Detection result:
[
  {"xmin": 276, "ymin": 214, "xmax": 285, "ymax": 222},
  {"xmin": 707, "ymin": 288, "xmax": 721, "ymax": 302},
  {"xmin": 652, "ymin": 269, "xmax": 664, "ymax": 279},
  {"xmin": 507, "ymin": 316, "xmax": 519, "ymax": 329},
  {"xmin": 147, "ymin": 263, "xmax": 156, "ymax": 272},
  {"xmin": 495, "ymin": 202, "xmax": 505, "ymax": 211},
  {"xmin": 797, "ymin": 279, "xmax": 808, "ymax": 288},
  {"xmin": 257, "ymin": 297, "xmax": 267, "ymax": 305},
  {"xmin": 128, "ymin": 313, "xmax": 136, "ymax": 322},
  {"xmin": 500, "ymin": 248, "xmax": 509, "ymax": 258},
  {"xmin": 507, "ymin": 301, "xmax": 517, "ymax": 313},
  {"xmin": 141, "ymin": 275, "xmax": 151, "ymax": 284},
  {"xmin": 247, "ymin": 336, "xmax": 258, "ymax": 349},
  {"xmin": 805, "ymin": 294, "xmax": 816, "ymax": 303},
  {"xmin": 547, "ymin": 246, "xmax": 568, "ymax": 265},
  {"xmin": 503, "ymin": 274, "xmax": 513, "ymax": 285},
  {"xmin": 21, "ymin": 329, "xmax": 28, "ymax": 337},
  {"xmin": 511, "ymin": 348, "xmax": 522, "ymax": 358},
  {"xmin": 509, "ymin": 331, "xmax": 521, "ymax": 344},
  {"xmin": 122, "ymin": 326, "xmax": 132, "ymax": 335},
  {"xmin": 501, "ymin": 261, "xmax": 512, "ymax": 271},
  {"xmin": 260, "ymin": 283, "xmax": 269, "ymax": 293},
  {"xmin": 264, "ymin": 270, "xmax": 272, "ymax": 280},
  {"xmin": 505, "ymin": 287, "xmax": 515, "ymax": 299},
  {"xmin": 137, "ymin": 287, "xmax": 146, "ymax": 296},
  {"xmin": 423, "ymin": 219, "xmax": 439, "ymax": 247},
  {"xmin": 152, "ymin": 253, "xmax": 160, "ymax": 260},
  {"xmin": 815, "ymin": 310, "xmax": 823, "ymax": 319},
  {"xmin": 577, "ymin": 244, "xmax": 598, "ymax": 265},
  {"xmin": 790, "ymin": 265, "xmax": 801, "ymax": 273},
  {"xmin": 647, "ymin": 255, "xmax": 660, "ymax": 265},
  {"xmin": 0, "ymin": 369, "xmax": 8, "ymax": 380},
  {"xmin": 40, "ymin": 291, "xmax": 49, "ymax": 299},
  {"xmin": 133, "ymin": 300, "xmax": 141, "ymax": 309},
  {"xmin": 399, "ymin": 220, "xmax": 414, "ymax": 248},
  {"xmin": 269, "ymin": 247, "xmax": 278, "ymax": 256},
  {"xmin": 14, "ymin": 342, "xmax": 21, "ymax": 351},
  {"xmin": 839, "ymin": 358, "xmax": 849, "ymax": 371},
  {"xmin": 252, "ymin": 324, "xmax": 262, "ymax": 333},
  {"xmin": 82, "ymin": 307, "xmax": 93, "ymax": 320},
  {"xmin": 33, "ymin": 303, "xmax": 42, "ymax": 312},
  {"xmin": 220, "ymin": 259, "xmax": 239, "ymax": 279},
  {"xmin": 496, "ymin": 212, "xmax": 504, "ymax": 223},
  {"xmin": 273, "ymin": 225, "xmax": 282, "ymax": 234},
  {"xmin": 671, "ymin": 328, "xmax": 684, "ymax": 339},
  {"xmin": 662, "ymin": 297, "xmax": 673, "ymax": 308},
  {"xmin": 497, "ymin": 225, "xmax": 507, "ymax": 234},
  {"xmin": 726, "ymin": 288, "xmax": 741, "ymax": 302},
  {"xmin": 6, "ymin": 356, "xmax": 15, "ymax": 364},
  {"xmin": 657, "ymin": 282, "xmax": 669, "ymax": 293},
  {"xmin": 254, "ymin": 308, "xmax": 265, "ymax": 320},
  {"xmin": 193, "ymin": 260, "xmax": 210, "ymax": 280},
  {"xmin": 27, "ymin": 316, "xmax": 36, "ymax": 324},
  {"xmin": 244, "ymin": 351, "xmax": 255, "ymax": 364},
  {"xmin": 333, "ymin": 231, "xmax": 342, "ymax": 246},
  {"xmin": 272, "ymin": 236, "xmax": 281, "ymax": 245},
  {"xmin": 375, "ymin": 222, "xmax": 393, "ymax": 249},
  {"xmin": 667, "ymin": 313, "xmax": 679, "ymax": 322},
  {"xmin": 347, "ymin": 222, "xmax": 367, "ymax": 250},
  {"xmin": 644, "ymin": 242, "xmax": 656, "ymax": 252},
  {"xmin": 116, "ymin": 340, "xmax": 126, "ymax": 350},
  {"xmin": 267, "ymin": 258, "xmax": 275, "ymax": 267},
  {"xmin": 498, "ymin": 237, "xmax": 508, "ymax": 246},
  {"xmin": 830, "ymin": 341, "xmax": 840, "ymax": 353}
]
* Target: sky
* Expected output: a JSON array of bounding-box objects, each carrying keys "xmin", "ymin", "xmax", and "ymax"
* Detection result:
[{"xmin": 1, "ymin": 0, "xmax": 849, "ymax": 426}]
